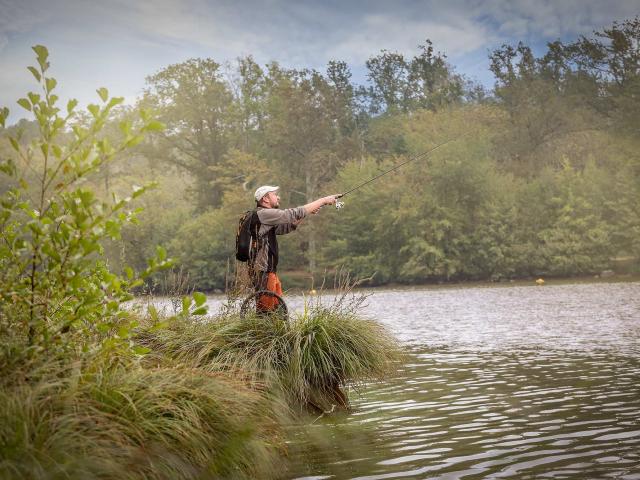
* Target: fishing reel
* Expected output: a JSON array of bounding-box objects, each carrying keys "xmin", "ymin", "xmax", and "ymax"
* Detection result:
[{"xmin": 316, "ymin": 194, "xmax": 344, "ymax": 211}]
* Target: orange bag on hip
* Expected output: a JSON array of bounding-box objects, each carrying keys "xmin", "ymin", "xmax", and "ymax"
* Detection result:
[{"xmin": 257, "ymin": 272, "xmax": 282, "ymax": 312}]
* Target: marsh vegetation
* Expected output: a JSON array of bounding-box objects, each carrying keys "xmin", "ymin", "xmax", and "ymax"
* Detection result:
[{"xmin": 0, "ymin": 47, "xmax": 398, "ymax": 478}]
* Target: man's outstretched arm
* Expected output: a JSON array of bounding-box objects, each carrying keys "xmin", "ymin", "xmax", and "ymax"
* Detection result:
[
  {"xmin": 258, "ymin": 193, "xmax": 342, "ymax": 235},
  {"xmin": 302, "ymin": 194, "xmax": 341, "ymax": 215}
]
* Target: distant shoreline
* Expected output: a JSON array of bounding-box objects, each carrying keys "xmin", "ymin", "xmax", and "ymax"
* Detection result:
[
  {"xmin": 143, "ymin": 273, "xmax": 640, "ymax": 298},
  {"xmin": 356, "ymin": 273, "xmax": 640, "ymax": 291}
]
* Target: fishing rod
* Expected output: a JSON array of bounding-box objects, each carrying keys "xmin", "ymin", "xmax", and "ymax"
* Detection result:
[{"xmin": 334, "ymin": 132, "xmax": 469, "ymax": 209}]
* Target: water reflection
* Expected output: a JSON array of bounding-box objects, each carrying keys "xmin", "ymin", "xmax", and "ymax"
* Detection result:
[{"xmin": 287, "ymin": 282, "xmax": 640, "ymax": 479}]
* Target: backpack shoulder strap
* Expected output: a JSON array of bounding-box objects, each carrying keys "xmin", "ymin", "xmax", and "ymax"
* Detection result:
[{"xmin": 249, "ymin": 209, "xmax": 261, "ymax": 237}]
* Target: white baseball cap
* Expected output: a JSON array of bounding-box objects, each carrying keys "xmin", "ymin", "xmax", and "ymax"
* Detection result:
[{"xmin": 254, "ymin": 185, "xmax": 279, "ymax": 201}]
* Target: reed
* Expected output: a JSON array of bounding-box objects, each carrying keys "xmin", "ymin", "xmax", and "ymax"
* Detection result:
[{"xmin": 0, "ymin": 349, "xmax": 284, "ymax": 479}]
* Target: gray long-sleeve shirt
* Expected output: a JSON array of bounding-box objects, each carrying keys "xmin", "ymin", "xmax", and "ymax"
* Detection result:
[{"xmin": 251, "ymin": 206, "xmax": 307, "ymax": 272}]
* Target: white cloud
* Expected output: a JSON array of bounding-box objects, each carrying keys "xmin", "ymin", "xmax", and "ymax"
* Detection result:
[
  {"xmin": 471, "ymin": 0, "xmax": 640, "ymax": 40},
  {"xmin": 1, "ymin": 0, "xmax": 639, "ymax": 124},
  {"xmin": 112, "ymin": 0, "xmax": 273, "ymax": 56},
  {"xmin": 327, "ymin": 13, "xmax": 494, "ymax": 64}
]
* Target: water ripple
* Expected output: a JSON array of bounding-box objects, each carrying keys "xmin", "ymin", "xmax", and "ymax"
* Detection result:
[{"xmin": 289, "ymin": 282, "xmax": 640, "ymax": 479}]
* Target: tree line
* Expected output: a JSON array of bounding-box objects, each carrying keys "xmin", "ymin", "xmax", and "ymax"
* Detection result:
[{"xmin": 2, "ymin": 18, "xmax": 639, "ymax": 291}]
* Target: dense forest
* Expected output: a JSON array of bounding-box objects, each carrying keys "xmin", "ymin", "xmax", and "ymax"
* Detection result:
[{"xmin": 3, "ymin": 18, "xmax": 639, "ymax": 291}]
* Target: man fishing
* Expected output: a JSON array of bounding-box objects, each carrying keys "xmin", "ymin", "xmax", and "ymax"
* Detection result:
[
  {"xmin": 248, "ymin": 185, "xmax": 341, "ymax": 312},
  {"xmin": 241, "ymin": 136, "xmax": 463, "ymax": 313}
]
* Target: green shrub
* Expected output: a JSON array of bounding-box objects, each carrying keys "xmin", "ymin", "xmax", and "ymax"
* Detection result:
[{"xmin": 0, "ymin": 45, "xmax": 170, "ymax": 354}]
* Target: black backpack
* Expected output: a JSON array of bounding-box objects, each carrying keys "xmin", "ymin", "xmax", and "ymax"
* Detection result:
[{"xmin": 235, "ymin": 210, "xmax": 259, "ymax": 262}]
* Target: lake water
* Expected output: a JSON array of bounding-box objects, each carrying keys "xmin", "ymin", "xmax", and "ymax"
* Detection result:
[
  {"xmin": 142, "ymin": 280, "xmax": 640, "ymax": 479},
  {"xmin": 285, "ymin": 281, "xmax": 640, "ymax": 479}
]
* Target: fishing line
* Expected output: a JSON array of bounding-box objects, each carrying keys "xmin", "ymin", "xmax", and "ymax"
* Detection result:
[{"xmin": 334, "ymin": 132, "xmax": 469, "ymax": 209}]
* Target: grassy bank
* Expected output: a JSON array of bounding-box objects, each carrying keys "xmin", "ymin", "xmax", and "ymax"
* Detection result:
[
  {"xmin": 1, "ymin": 296, "xmax": 399, "ymax": 479},
  {"xmin": 0, "ymin": 344, "xmax": 285, "ymax": 479}
]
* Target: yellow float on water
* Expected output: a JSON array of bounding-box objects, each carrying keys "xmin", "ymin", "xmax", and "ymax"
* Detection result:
[{"xmin": 536, "ymin": 278, "xmax": 545, "ymax": 285}]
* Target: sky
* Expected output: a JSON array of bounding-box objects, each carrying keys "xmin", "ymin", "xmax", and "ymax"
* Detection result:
[{"xmin": 1, "ymin": 0, "xmax": 639, "ymax": 124}]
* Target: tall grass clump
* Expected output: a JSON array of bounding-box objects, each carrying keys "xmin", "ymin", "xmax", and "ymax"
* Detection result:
[
  {"xmin": 290, "ymin": 301, "xmax": 398, "ymax": 409},
  {"xmin": 138, "ymin": 292, "xmax": 400, "ymax": 412},
  {"xmin": 0, "ymin": 348, "xmax": 285, "ymax": 479}
]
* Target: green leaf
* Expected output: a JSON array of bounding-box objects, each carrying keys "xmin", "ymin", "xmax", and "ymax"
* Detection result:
[
  {"xmin": 96, "ymin": 323, "xmax": 111, "ymax": 333},
  {"xmin": 144, "ymin": 120, "xmax": 165, "ymax": 132},
  {"xmin": 9, "ymin": 137, "xmax": 20, "ymax": 152},
  {"xmin": 52, "ymin": 117, "xmax": 64, "ymax": 130},
  {"xmin": 156, "ymin": 245, "xmax": 166, "ymax": 261},
  {"xmin": 193, "ymin": 291, "xmax": 206, "ymax": 307},
  {"xmin": 67, "ymin": 98, "xmax": 78, "ymax": 114},
  {"xmin": 107, "ymin": 97, "xmax": 124, "ymax": 109},
  {"xmin": 100, "ymin": 138, "xmax": 114, "ymax": 155},
  {"xmin": 181, "ymin": 296, "xmax": 190, "ymax": 314},
  {"xmin": 105, "ymin": 220, "xmax": 121, "ymax": 239},
  {"xmin": 42, "ymin": 243, "xmax": 61, "ymax": 262},
  {"xmin": 17, "ymin": 98, "xmax": 32, "ymax": 111},
  {"xmin": 119, "ymin": 120, "xmax": 132, "ymax": 135},
  {"xmin": 32, "ymin": 45, "xmax": 49, "ymax": 71},
  {"xmin": 27, "ymin": 92, "xmax": 41, "ymax": 105},
  {"xmin": 72, "ymin": 125, "xmax": 87, "ymax": 139},
  {"xmin": 27, "ymin": 222, "xmax": 43, "ymax": 235},
  {"xmin": 150, "ymin": 321, "xmax": 170, "ymax": 332},
  {"xmin": 87, "ymin": 104, "xmax": 99, "ymax": 118},
  {"xmin": 0, "ymin": 107, "xmax": 8, "ymax": 128},
  {"xmin": 191, "ymin": 306, "xmax": 208, "ymax": 316},
  {"xmin": 131, "ymin": 184, "xmax": 145, "ymax": 198},
  {"xmin": 125, "ymin": 135, "xmax": 145, "ymax": 148},
  {"xmin": 32, "ymin": 45, "xmax": 48, "ymax": 59},
  {"xmin": 45, "ymin": 77, "xmax": 57, "ymax": 93},
  {"xmin": 125, "ymin": 266, "xmax": 134, "ymax": 279},
  {"xmin": 27, "ymin": 66, "xmax": 41, "ymax": 82},
  {"xmin": 96, "ymin": 87, "xmax": 109, "ymax": 102},
  {"xmin": 132, "ymin": 345, "xmax": 151, "ymax": 355},
  {"xmin": 0, "ymin": 159, "xmax": 15, "ymax": 175}
]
